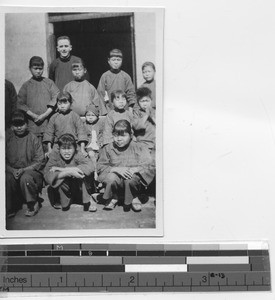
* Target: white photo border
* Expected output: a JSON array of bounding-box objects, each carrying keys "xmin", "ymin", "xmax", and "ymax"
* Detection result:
[{"xmin": 0, "ymin": 6, "xmax": 164, "ymax": 238}]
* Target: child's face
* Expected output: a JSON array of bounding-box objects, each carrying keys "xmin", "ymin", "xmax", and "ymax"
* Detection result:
[
  {"xmin": 108, "ymin": 56, "xmax": 122, "ymax": 70},
  {"xmin": 142, "ymin": 66, "xmax": 155, "ymax": 82},
  {"xmin": 72, "ymin": 65, "xmax": 86, "ymax": 81},
  {"xmin": 85, "ymin": 111, "xmax": 98, "ymax": 124},
  {"xmin": 30, "ymin": 66, "xmax": 43, "ymax": 79},
  {"xmin": 11, "ymin": 122, "xmax": 28, "ymax": 137},
  {"xmin": 57, "ymin": 99, "xmax": 71, "ymax": 114},
  {"xmin": 139, "ymin": 96, "xmax": 152, "ymax": 111},
  {"xmin": 113, "ymin": 132, "xmax": 131, "ymax": 148},
  {"xmin": 60, "ymin": 145, "xmax": 76, "ymax": 162},
  {"xmin": 57, "ymin": 39, "xmax": 72, "ymax": 59},
  {"xmin": 113, "ymin": 94, "xmax": 127, "ymax": 110}
]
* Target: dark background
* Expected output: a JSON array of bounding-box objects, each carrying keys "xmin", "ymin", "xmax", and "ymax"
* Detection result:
[{"xmin": 53, "ymin": 16, "xmax": 135, "ymax": 88}]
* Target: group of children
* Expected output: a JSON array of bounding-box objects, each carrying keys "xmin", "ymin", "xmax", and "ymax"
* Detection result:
[{"xmin": 5, "ymin": 35, "xmax": 156, "ymax": 219}]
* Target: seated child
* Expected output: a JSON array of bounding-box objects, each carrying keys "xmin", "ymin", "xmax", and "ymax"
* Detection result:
[
  {"xmin": 6, "ymin": 110, "xmax": 45, "ymax": 218},
  {"xmin": 49, "ymin": 35, "xmax": 90, "ymax": 92},
  {"xmin": 17, "ymin": 56, "xmax": 59, "ymax": 141},
  {"xmin": 102, "ymin": 90, "xmax": 134, "ymax": 146},
  {"xmin": 133, "ymin": 87, "xmax": 156, "ymax": 152},
  {"xmin": 97, "ymin": 119, "xmax": 155, "ymax": 212},
  {"xmin": 44, "ymin": 133, "xmax": 97, "ymax": 212},
  {"xmin": 97, "ymin": 49, "xmax": 136, "ymax": 112},
  {"xmin": 5, "ymin": 79, "xmax": 17, "ymax": 129},
  {"xmin": 43, "ymin": 92, "xmax": 88, "ymax": 157},
  {"xmin": 84, "ymin": 104, "xmax": 105, "ymax": 170},
  {"xmin": 139, "ymin": 61, "xmax": 156, "ymax": 109},
  {"xmin": 63, "ymin": 59, "xmax": 107, "ymax": 118}
]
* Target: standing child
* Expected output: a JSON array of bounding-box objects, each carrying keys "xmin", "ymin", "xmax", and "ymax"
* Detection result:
[
  {"xmin": 97, "ymin": 119, "xmax": 155, "ymax": 212},
  {"xmin": 97, "ymin": 49, "xmax": 136, "ymax": 112},
  {"xmin": 133, "ymin": 87, "xmax": 156, "ymax": 152},
  {"xmin": 84, "ymin": 104, "xmax": 104, "ymax": 164},
  {"xmin": 43, "ymin": 92, "xmax": 88, "ymax": 158},
  {"xmin": 6, "ymin": 110, "xmax": 45, "ymax": 218},
  {"xmin": 17, "ymin": 56, "xmax": 59, "ymax": 141},
  {"xmin": 102, "ymin": 90, "xmax": 134, "ymax": 146},
  {"xmin": 63, "ymin": 59, "xmax": 107, "ymax": 117},
  {"xmin": 44, "ymin": 133, "xmax": 97, "ymax": 212},
  {"xmin": 49, "ymin": 36, "xmax": 89, "ymax": 92},
  {"xmin": 139, "ymin": 62, "xmax": 156, "ymax": 109}
]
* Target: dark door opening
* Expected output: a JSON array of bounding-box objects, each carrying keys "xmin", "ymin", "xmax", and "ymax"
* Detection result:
[{"xmin": 51, "ymin": 15, "xmax": 136, "ymax": 88}]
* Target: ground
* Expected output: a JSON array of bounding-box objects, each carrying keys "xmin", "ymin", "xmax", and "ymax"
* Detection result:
[{"xmin": 6, "ymin": 188, "xmax": 156, "ymax": 231}]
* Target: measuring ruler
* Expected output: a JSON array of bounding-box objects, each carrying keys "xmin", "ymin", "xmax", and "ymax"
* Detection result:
[{"xmin": 0, "ymin": 243, "xmax": 270, "ymax": 293}]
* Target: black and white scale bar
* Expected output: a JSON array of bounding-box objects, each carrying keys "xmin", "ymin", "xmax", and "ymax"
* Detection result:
[{"xmin": 0, "ymin": 271, "xmax": 270, "ymax": 292}]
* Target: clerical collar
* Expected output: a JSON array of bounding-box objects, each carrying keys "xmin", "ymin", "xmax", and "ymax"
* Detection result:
[{"xmin": 60, "ymin": 55, "xmax": 71, "ymax": 62}]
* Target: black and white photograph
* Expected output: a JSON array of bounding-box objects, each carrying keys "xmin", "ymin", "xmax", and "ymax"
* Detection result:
[{"xmin": 2, "ymin": 7, "xmax": 163, "ymax": 236}]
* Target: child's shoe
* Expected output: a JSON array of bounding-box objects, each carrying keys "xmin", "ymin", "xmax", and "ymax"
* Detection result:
[
  {"xmin": 103, "ymin": 199, "xmax": 118, "ymax": 210},
  {"xmin": 89, "ymin": 198, "xmax": 97, "ymax": 212},
  {"xmin": 25, "ymin": 202, "xmax": 39, "ymax": 217},
  {"xmin": 123, "ymin": 204, "xmax": 131, "ymax": 212},
  {"xmin": 131, "ymin": 197, "xmax": 142, "ymax": 212}
]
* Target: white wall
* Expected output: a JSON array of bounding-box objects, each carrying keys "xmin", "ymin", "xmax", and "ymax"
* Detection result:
[
  {"xmin": 5, "ymin": 12, "xmax": 155, "ymax": 91},
  {"xmin": 5, "ymin": 13, "xmax": 48, "ymax": 92},
  {"xmin": 135, "ymin": 12, "xmax": 156, "ymax": 86}
]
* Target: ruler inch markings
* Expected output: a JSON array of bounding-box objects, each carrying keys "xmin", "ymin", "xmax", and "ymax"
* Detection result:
[{"xmin": 0, "ymin": 243, "xmax": 270, "ymax": 293}]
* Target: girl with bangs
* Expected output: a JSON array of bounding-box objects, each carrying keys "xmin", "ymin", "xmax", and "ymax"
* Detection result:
[{"xmin": 97, "ymin": 119, "xmax": 155, "ymax": 212}]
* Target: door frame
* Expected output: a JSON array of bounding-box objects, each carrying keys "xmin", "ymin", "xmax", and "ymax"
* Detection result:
[{"xmin": 46, "ymin": 12, "xmax": 137, "ymax": 87}]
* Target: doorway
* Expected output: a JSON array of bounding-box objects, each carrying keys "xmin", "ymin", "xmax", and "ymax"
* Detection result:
[{"xmin": 48, "ymin": 13, "xmax": 136, "ymax": 88}]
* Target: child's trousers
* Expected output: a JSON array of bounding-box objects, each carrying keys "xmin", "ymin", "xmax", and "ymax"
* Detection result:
[
  {"xmin": 6, "ymin": 170, "xmax": 43, "ymax": 213},
  {"xmin": 103, "ymin": 173, "xmax": 142, "ymax": 205},
  {"xmin": 53, "ymin": 177, "xmax": 91, "ymax": 209}
]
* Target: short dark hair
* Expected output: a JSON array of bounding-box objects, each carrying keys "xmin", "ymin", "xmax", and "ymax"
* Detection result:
[
  {"xmin": 110, "ymin": 90, "xmax": 126, "ymax": 102},
  {"xmin": 29, "ymin": 56, "xmax": 44, "ymax": 68},
  {"xmin": 11, "ymin": 109, "xmax": 28, "ymax": 126},
  {"xmin": 57, "ymin": 92, "xmax": 72, "ymax": 104},
  {"xmin": 108, "ymin": 48, "xmax": 123, "ymax": 58},
  {"xmin": 113, "ymin": 119, "xmax": 132, "ymax": 136},
  {"xmin": 57, "ymin": 36, "xmax": 71, "ymax": 44},
  {"xmin": 57, "ymin": 133, "xmax": 77, "ymax": 149},
  {"xmin": 85, "ymin": 104, "xmax": 99, "ymax": 117},
  {"xmin": 142, "ymin": 61, "xmax": 156, "ymax": 72},
  {"xmin": 136, "ymin": 87, "xmax": 152, "ymax": 102},
  {"xmin": 71, "ymin": 58, "xmax": 86, "ymax": 69}
]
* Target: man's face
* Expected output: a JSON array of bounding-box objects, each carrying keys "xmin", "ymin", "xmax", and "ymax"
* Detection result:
[
  {"xmin": 57, "ymin": 39, "xmax": 72, "ymax": 59},
  {"xmin": 60, "ymin": 145, "xmax": 76, "ymax": 162}
]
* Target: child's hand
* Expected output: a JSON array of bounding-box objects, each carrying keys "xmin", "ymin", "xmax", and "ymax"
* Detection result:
[
  {"xmin": 68, "ymin": 167, "xmax": 85, "ymax": 179},
  {"xmin": 34, "ymin": 114, "xmax": 46, "ymax": 124},
  {"xmin": 112, "ymin": 167, "xmax": 133, "ymax": 179},
  {"xmin": 45, "ymin": 149, "xmax": 52, "ymax": 159},
  {"xmin": 50, "ymin": 166, "xmax": 63, "ymax": 172},
  {"xmin": 129, "ymin": 167, "xmax": 140, "ymax": 174},
  {"xmin": 13, "ymin": 168, "xmax": 24, "ymax": 179},
  {"xmin": 81, "ymin": 149, "xmax": 89, "ymax": 157}
]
